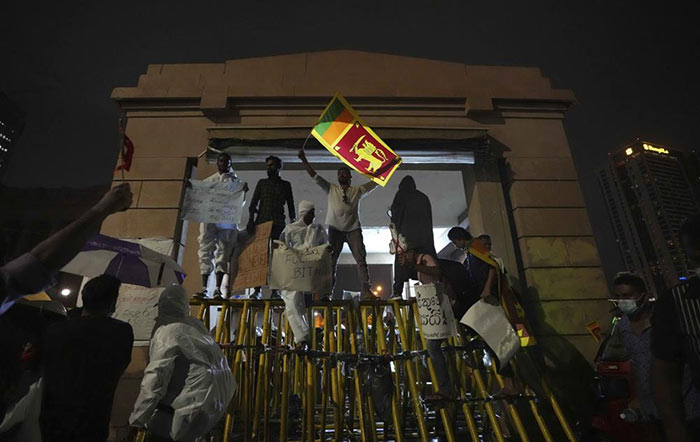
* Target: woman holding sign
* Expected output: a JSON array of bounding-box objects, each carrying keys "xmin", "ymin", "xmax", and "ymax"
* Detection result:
[{"xmin": 399, "ymin": 249, "xmax": 458, "ymax": 403}]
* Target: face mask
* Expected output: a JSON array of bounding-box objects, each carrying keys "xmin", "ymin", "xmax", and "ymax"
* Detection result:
[{"xmin": 617, "ymin": 299, "xmax": 639, "ymax": 315}]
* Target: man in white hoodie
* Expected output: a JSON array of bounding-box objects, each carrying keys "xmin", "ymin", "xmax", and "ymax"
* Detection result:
[
  {"xmin": 278, "ymin": 200, "xmax": 328, "ymax": 345},
  {"xmin": 195, "ymin": 152, "xmax": 248, "ymax": 299},
  {"xmin": 129, "ymin": 286, "xmax": 234, "ymax": 441}
]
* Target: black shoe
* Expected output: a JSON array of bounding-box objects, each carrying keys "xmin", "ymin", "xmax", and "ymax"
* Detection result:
[
  {"xmin": 212, "ymin": 289, "xmax": 224, "ymax": 300},
  {"xmin": 193, "ymin": 288, "xmax": 208, "ymax": 299}
]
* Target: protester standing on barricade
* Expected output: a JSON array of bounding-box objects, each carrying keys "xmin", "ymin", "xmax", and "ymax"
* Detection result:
[
  {"xmin": 194, "ymin": 152, "xmax": 248, "ymax": 299},
  {"xmin": 652, "ymin": 213, "xmax": 700, "ymax": 442},
  {"xmin": 41, "ymin": 275, "xmax": 133, "ymax": 442},
  {"xmin": 277, "ymin": 200, "xmax": 328, "ymax": 346},
  {"xmin": 390, "ymin": 175, "xmax": 436, "ymax": 299},
  {"xmin": 129, "ymin": 285, "xmax": 234, "ymax": 442},
  {"xmin": 247, "ymin": 155, "xmax": 295, "ymax": 298},
  {"xmin": 298, "ymin": 148, "xmax": 377, "ymax": 300},
  {"xmin": 398, "ymin": 249, "xmax": 459, "ymax": 402}
]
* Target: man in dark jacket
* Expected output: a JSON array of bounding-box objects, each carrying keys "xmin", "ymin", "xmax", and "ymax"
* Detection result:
[{"xmin": 391, "ymin": 176, "xmax": 436, "ymax": 298}]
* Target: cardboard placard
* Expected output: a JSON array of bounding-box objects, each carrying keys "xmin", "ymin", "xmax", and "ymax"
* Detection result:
[
  {"xmin": 461, "ymin": 299, "xmax": 520, "ymax": 370},
  {"xmin": 414, "ymin": 283, "xmax": 458, "ymax": 340},
  {"xmin": 268, "ymin": 243, "xmax": 332, "ymax": 293},
  {"xmin": 231, "ymin": 221, "xmax": 272, "ymax": 290},
  {"xmin": 181, "ymin": 179, "xmax": 245, "ymax": 224}
]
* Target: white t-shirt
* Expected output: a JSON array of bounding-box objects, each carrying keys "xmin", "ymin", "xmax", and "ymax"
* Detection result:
[{"xmin": 313, "ymin": 174, "xmax": 378, "ymax": 232}]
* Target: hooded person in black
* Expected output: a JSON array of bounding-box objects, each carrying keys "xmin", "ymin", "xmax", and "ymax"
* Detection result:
[{"xmin": 391, "ymin": 176, "xmax": 436, "ymax": 297}]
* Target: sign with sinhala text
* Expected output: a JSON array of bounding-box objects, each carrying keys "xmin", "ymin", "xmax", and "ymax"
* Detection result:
[
  {"xmin": 268, "ymin": 243, "xmax": 332, "ymax": 293},
  {"xmin": 181, "ymin": 179, "xmax": 245, "ymax": 224},
  {"xmin": 232, "ymin": 221, "xmax": 272, "ymax": 290},
  {"xmin": 414, "ymin": 283, "xmax": 458, "ymax": 340}
]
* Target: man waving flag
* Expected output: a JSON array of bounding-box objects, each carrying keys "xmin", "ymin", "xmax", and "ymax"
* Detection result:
[{"xmin": 311, "ymin": 94, "xmax": 401, "ymax": 186}]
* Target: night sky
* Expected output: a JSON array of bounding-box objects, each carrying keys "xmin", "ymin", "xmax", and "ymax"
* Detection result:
[{"xmin": 2, "ymin": 1, "xmax": 698, "ymax": 284}]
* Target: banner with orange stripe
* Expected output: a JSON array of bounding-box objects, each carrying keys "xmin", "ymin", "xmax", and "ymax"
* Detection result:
[{"xmin": 311, "ymin": 94, "xmax": 401, "ymax": 186}]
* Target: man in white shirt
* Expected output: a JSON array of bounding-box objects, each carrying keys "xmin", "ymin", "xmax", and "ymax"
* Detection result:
[
  {"xmin": 195, "ymin": 153, "xmax": 248, "ymax": 299},
  {"xmin": 278, "ymin": 200, "xmax": 328, "ymax": 344},
  {"xmin": 298, "ymin": 149, "xmax": 377, "ymax": 299}
]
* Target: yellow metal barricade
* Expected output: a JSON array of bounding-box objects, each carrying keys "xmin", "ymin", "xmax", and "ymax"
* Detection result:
[{"xmin": 176, "ymin": 297, "xmax": 580, "ymax": 442}]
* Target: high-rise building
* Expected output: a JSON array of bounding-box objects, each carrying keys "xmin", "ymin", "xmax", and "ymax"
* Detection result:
[
  {"xmin": 0, "ymin": 92, "xmax": 25, "ymax": 183},
  {"xmin": 599, "ymin": 141, "xmax": 700, "ymax": 296}
]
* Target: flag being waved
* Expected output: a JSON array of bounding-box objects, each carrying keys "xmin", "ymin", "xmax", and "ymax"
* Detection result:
[{"xmin": 311, "ymin": 93, "xmax": 401, "ymax": 186}]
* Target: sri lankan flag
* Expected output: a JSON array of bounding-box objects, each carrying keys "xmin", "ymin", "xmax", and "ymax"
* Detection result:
[{"xmin": 311, "ymin": 94, "xmax": 401, "ymax": 186}]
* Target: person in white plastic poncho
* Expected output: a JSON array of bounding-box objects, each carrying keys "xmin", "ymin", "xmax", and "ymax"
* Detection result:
[
  {"xmin": 278, "ymin": 200, "xmax": 328, "ymax": 345},
  {"xmin": 129, "ymin": 286, "xmax": 234, "ymax": 441}
]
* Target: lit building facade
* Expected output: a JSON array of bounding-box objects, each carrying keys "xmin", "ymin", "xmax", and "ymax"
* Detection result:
[
  {"xmin": 599, "ymin": 141, "xmax": 700, "ymax": 295},
  {"xmin": 105, "ymin": 51, "xmax": 606, "ymax": 435},
  {"xmin": 0, "ymin": 92, "xmax": 25, "ymax": 183}
]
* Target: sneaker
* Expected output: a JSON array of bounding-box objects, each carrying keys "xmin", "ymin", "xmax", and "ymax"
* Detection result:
[
  {"xmin": 193, "ymin": 288, "xmax": 208, "ymax": 299},
  {"xmin": 270, "ymin": 290, "xmax": 281, "ymax": 299},
  {"xmin": 250, "ymin": 289, "xmax": 261, "ymax": 300},
  {"xmin": 212, "ymin": 289, "xmax": 224, "ymax": 300}
]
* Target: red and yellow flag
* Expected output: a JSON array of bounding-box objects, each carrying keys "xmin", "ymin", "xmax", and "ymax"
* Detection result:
[{"xmin": 311, "ymin": 94, "xmax": 401, "ymax": 186}]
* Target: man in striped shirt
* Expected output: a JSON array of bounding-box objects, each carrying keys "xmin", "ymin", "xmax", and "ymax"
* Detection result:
[{"xmin": 651, "ymin": 213, "xmax": 700, "ymax": 442}]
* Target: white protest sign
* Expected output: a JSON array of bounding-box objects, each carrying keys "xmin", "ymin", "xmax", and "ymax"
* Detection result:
[
  {"xmin": 115, "ymin": 285, "xmax": 162, "ymax": 341},
  {"xmin": 77, "ymin": 237, "xmax": 175, "ymax": 343},
  {"xmin": 460, "ymin": 299, "xmax": 520, "ymax": 371},
  {"xmin": 268, "ymin": 243, "xmax": 332, "ymax": 293},
  {"xmin": 414, "ymin": 283, "xmax": 458, "ymax": 340},
  {"xmin": 181, "ymin": 179, "xmax": 245, "ymax": 224}
]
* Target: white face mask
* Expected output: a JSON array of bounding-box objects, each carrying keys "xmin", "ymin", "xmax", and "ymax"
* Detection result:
[{"xmin": 617, "ymin": 299, "xmax": 640, "ymax": 315}]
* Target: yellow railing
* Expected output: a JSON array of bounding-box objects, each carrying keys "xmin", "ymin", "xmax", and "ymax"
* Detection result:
[{"xmin": 135, "ymin": 298, "xmax": 578, "ymax": 441}]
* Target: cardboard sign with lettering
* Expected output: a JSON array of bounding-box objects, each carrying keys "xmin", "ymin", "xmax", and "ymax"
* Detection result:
[
  {"xmin": 268, "ymin": 242, "xmax": 332, "ymax": 292},
  {"xmin": 232, "ymin": 221, "xmax": 272, "ymax": 290},
  {"xmin": 181, "ymin": 179, "xmax": 245, "ymax": 225},
  {"xmin": 414, "ymin": 283, "xmax": 458, "ymax": 340}
]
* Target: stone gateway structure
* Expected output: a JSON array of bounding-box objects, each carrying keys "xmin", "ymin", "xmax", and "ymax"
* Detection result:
[{"xmin": 106, "ymin": 50, "xmax": 607, "ymax": 435}]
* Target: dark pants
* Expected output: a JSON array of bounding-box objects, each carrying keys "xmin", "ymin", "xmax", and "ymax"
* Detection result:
[
  {"xmin": 393, "ymin": 254, "xmax": 417, "ymax": 298},
  {"xmin": 426, "ymin": 338, "xmax": 455, "ymax": 394},
  {"xmin": 328, "ymin": 227, "xmax": 370, "ymax": 297}
]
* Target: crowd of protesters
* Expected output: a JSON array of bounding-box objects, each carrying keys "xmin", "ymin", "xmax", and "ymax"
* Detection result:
[{"xmin": 1, "ymin": 149, "xmax": 699, "ymax": 442}]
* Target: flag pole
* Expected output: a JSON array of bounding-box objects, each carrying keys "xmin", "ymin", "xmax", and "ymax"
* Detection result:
[
  {"xmin": 118, "ymin": 113, "xmax": 126, "ymax": 182},
  {"xmin": 299, "ymin": 131, "xmax": 312, "ymax": 153}
]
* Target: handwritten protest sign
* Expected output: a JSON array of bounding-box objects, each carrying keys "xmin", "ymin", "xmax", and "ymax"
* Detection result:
[
  {"xmin": 232, "ymin": 221, "xmax": 272, "ymax": 290},
  {"xmin": 181, "ymin": 179, "xmax": 245, "ymax": 225},
  {"xmin": 115, "ymin": 285, "xmax": 162, "ymax": 341},
  {"xmin": 268, "ymin": 243, "xmax": 332, "ymax": 293},
  {"xmin": 414, "ymin": 283, "xmax": 458, "ymax": 339},
  {"xmin": 461, "ymin": 299, "xmax": 520, "ymax": 371},
  {"xmin": 76, "ymin": 237, "xmax": 175, "ymax": 342}
]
